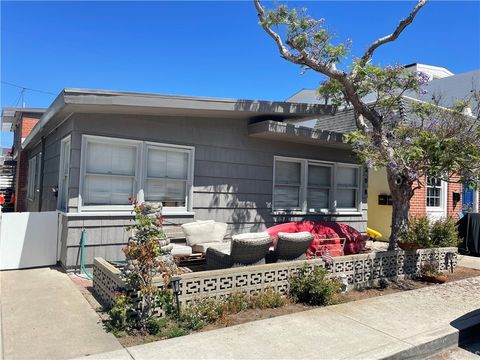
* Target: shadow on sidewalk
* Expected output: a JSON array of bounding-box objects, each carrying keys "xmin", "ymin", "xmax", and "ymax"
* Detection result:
[{"xmin": 450, "ymin": 308, "xmax": 480, "ymax": 354}]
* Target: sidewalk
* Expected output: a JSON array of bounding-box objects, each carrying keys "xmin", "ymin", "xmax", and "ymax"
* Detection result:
[
  {"xmin": 78, "ymin": 276, "xmax": 480, "ymax": 360},
  {"xmin": 0, "ymin": 267, "xmax": 122, "ymax": 360}
]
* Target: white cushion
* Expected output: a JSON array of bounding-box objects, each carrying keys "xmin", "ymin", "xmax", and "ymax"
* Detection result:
[
  {"xmin": 192, "ymin": 241, "xmax": 231, "ymax": 254},
  {"xmin": 181, "ymin": 221, "xmax": 215, "ymax": 246},
  {"xmin": 278, "ymin": 231, "xmax": 313, "ymax": 240},
  {"xmin": 171, "ymin": 243, "xmax": 193, "ymax": 257},
  {"xmin": 212, "ymin": 222, "xmax": 228, "ymax": 243},
  {"xmin": 232, "ymin": 231, "xmax": 271, "ymax": 242}
]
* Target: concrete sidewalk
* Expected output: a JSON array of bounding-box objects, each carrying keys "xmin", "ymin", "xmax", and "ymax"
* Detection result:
[
  {"xmin": 79, "ymin": 277, "xmax": 480, "ymax": 360},
  {"xmin": 0, "ymin": 267, "xmax": 122, "ymax": 360}
]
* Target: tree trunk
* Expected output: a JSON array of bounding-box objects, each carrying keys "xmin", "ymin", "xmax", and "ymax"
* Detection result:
[{"xmin": 387, "ymin": 168, "xmax": 414, "ymax": 250}]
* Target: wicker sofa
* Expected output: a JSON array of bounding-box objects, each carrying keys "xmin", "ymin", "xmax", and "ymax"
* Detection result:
[
  {"xmin": 205, "ymin": 232, "xmax": 272, "ymax": 270},
  {"xmin": 267, "ymin": 231, "xmax": 314, "ymax": 262}
]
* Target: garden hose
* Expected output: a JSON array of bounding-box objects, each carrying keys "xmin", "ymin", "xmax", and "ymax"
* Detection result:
[{"xmin": 81, "ymin": 229, "xmax": 93, "ymax": 280}]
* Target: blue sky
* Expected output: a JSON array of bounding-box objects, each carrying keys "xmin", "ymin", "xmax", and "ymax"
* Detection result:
[{"xmin": 1, "ymin": 1, "xmax": 479, "ymax": 146}]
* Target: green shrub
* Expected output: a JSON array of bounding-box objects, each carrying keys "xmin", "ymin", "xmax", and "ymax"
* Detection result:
[
  {"xmin": 166, "ymin": 325, "xmax": 189, "ymax": 338},
  {"xmin": 146, "ymin": 318, "xmax": 168, "ymax": 335},
  {"xmin": 430, "ymin": 217, "xmax": 460, "ymax": 247},
  {"xmin": 251, "ymin": 288, "xmax": 286, "ymax": 309},
  {"xmin": 401, "ymin": 216, "xmax": 460, "ymax": 248},
  {"xmin": 104, "ymin": 293, "xmax": 135, "ymax": 336},
  {"xmin": 180, "ymin": 289, "xmax": 287, "ymax": 330},
  {"xmin": 401, "ymin": 216, "xmax": 431, "ymax": 248},
  {"xmin": 225, "ymin": 292, "xmax": 250, "ymax": 313},
  {"xmin": 289, "ymin": 265, "xmax": 341, "ymax": 306}
]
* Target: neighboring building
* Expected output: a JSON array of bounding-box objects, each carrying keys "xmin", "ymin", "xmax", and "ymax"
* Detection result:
[
  {"xmin": 289, "ymin": 66, "xmax": 480, "ymax": 240},
  {"xmin": 2, "ymin": 107, "xmax": 45, "ymax": 211},
  {"xmin": 8, "ymin": 89, "xmax": 367, "ymax": 270}
]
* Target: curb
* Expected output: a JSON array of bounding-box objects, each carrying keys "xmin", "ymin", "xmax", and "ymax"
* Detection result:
[{"xmin": 384, "ymin": 313, "xmax": 480, "ymax": 360}]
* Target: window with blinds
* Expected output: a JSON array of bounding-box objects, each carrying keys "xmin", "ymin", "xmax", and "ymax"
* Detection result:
[
  {"xmin": 80, "ymin": 135, "xmax": 193, "ymax": 212},
  {"xmin": 144, "ymin": 146, "xmax": 189, "ymax": 207},
  {"xmin": 273, "ymin": 157, "xmax": 361, "ymax": 213},
  {"xmin": 27, "ymin": 156, "xmax": 37, "ymax": 200}
]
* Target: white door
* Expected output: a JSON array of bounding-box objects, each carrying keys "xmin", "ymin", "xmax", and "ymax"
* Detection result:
[
  {"xmin": 0, "ymin": 212, "xmax": 58, "ymax": 270},
  {"xmin": 426, "ymin": 177, "xmax": 447, "ymax": 221}
]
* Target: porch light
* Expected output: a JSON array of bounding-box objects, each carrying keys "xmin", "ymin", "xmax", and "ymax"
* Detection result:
[{"xmin": 171, "ymin": 276, "xmax": 181, "ymax": 317}]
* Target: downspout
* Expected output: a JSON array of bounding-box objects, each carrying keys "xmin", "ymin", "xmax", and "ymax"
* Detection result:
[{"xmin": 37, "ymin": 136, "xmax": 46, "ymax": 212}]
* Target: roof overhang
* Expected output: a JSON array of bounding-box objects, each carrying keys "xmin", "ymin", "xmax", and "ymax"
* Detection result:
[
  {"xmin": 248, "ymin": 120, "xmax": 348, "ymax": 148},
  {"xmin": 1, "ymin": 107, "xmax": 45, "ymax": 132},
  {"xmin": 23, "ymin": 88, "xmax": 334, "ymax": 150}
]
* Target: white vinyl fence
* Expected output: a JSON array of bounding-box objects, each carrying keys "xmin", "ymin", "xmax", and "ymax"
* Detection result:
[{"xmin": 0, "ymin": 212, "xmax": 59, "ymax": 270}]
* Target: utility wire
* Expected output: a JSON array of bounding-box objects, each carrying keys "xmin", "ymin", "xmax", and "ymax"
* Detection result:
[{"xmin": 1, "ymin": 81, "xmax": 56, "ymax": 96}]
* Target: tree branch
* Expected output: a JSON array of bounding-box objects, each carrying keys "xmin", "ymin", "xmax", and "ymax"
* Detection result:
[
  {"xmin": 254, "ymin": 0, "xmax": 343, "ymax": 80},
  {"xmin": 358, "ymin": 0, "xmax": 428, "ymax": 67}
]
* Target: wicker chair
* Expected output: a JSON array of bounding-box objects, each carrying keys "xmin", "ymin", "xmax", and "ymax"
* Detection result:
[
  {"xmin": 268, "ymin": 232, "xmax": 314, "ymax": 262},
  {"xmin": 205, "ymin": 232, "xmax": 272, "ymax": 270}
]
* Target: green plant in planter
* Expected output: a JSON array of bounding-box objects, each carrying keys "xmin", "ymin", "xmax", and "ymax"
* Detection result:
[
  {"xmin": 119, "ymin": 199, "xmax": 178, "ymax": 332},
  {"xmin": 430, "ymin": 217, "xmax": 460, "ymax": 248},
  {"xmin": 420, "ymin": 261, "xmax": 443, "ymax": 277},
  {"xmin": 400, "ymin": 216, "xmax": 460, "ymax": 249},
  {"xmin": 289, "ymin": 264, "xmax": 341, "ymax": 306},
  {"xmin": 400, "ymin": 216, "xmax": 431, "ymax": 248}
]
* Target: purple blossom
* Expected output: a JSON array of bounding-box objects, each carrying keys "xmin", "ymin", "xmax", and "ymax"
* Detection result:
[
  {"xmin": 366, "ymin": 159, "xmax": 373, "ymax": 170},
  {"xmin": 408, "ymin": 171, "xmax": 418, "ymax": 180},
  {"xmin": 416, "ymin": 71, "xmax": 430, "ymax": 86},
  {"xmin": 404, "ymin": 137, "xmax": 413, "ymax": 145},
  {"xmin": 387, "ymin": 160, "xmax": 398, "ymax": 170}
]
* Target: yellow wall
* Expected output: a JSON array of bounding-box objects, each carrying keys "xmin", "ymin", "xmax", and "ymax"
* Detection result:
[{"xmin": 367, "ymin": 168, "xmax": 392, "ymax": 241}]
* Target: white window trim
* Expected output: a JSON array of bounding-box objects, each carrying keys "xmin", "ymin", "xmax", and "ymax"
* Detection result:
[
  {"xmin": 272, "ymin": 156, "xmax": 362, "ymax": 215},
  {"xmin": 426, "ymin": 177, "xmax": 447, "ymax": 213},
  {"xmin": 78, "ymin": 135, "xmax": 194, "ymax": 214},
  {"xmin": 27, "ymin": 156, "xmax": 37, "ymax": 201},
  {"xmin": 57, "ymin": 135, "xmax": 71, "ymax": 211}
]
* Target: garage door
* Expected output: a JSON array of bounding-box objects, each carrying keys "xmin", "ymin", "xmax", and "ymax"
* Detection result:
[{"xmin": 0, "ymin": 212, "xmax": 59, "ymax": 270}]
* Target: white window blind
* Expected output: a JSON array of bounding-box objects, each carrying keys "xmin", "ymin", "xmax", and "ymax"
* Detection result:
[
  {"xmin": 83, "ymin": 140, "xmax": 137, "ymax": 206},
  {"xmin": 273, "ymin": 157, "xmax": 361, "ymax": 213},
  {"xmin": 27, "ymin": 156, "xmax": 37, "ymax": 200},
  {"xmin": 144, "ymin": 147, "xmax": 189, "ymax": 207},
  {"xmin": 80, "ymin": 135, "xmax": 194, "ymax": 212},
  {"xmin": 274, "ymin": 160, "xmax": 302, "ymax": 209},
  {"xmin": 336, "ymin": 166, "xmax": 358, "ymax": 209},
  {"xmin": 307, "ymin": 164, "xmax": 331, "ymax": 211}
]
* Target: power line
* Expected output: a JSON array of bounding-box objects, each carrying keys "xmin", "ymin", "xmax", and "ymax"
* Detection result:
[{"xmin": 1, "ymin": 81, "xmax": 57, "ymax": 96}]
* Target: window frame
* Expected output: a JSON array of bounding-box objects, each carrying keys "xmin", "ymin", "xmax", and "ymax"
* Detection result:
[
  {"xmin": 272, "ymin": 158, "xmax": 304, "ymax": 212},
  {"xmin": 425, "ymin": 176, "xmax": 447, "ymax": 211},
  {"xmin": 272, "ymin": 156, "xmax": 362, "ymax": 214},
  {"xmin": 27, "ymin": 155, "xmax": 37, "ymax": 201},
  {"xmin": 78, "ymin": 135, "xmax": 194, "ymax": 214},
  {"xmin": 57, "ymin": 136, "xmax": 71, "ymax": 211}
]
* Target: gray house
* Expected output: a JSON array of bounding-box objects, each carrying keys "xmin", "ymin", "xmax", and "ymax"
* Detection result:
[{"xmin": 20, "ymin": 89, "xmax": 367, "ymax": 270}]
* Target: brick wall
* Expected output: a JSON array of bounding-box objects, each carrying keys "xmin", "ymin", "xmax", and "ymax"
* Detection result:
[
  {"xmin": 14, "ymin": 115, "xmax": 39, "ymax": 211},
  {"xmin": 446, "ymin": 175, "xmax": 462, "ymax": 219},
  {"xmin": 409, "ymin": 177, "xmax": 427, "ymax": 217},
  {"xmin": 409, "ymin": 175, "xmax": 463, "ymax": 220}
]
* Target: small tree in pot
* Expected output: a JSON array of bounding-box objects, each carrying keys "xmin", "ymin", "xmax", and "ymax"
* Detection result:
[{"xmin": 122, "ymin": 199, "xmax": 178, "ymax": 331}]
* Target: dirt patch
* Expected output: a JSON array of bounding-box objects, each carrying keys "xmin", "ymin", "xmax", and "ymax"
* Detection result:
[{"xmin": 70, "ymin": 266, "xmax": 480, "ymax": 348}]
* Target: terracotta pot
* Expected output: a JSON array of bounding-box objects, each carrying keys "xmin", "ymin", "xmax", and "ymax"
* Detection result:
[
  {"xmin": 398, "ymin": 241, "xmax": 421, "ymax": 251},
  {"xmin": 421, "ymin": 274, "xmax": 448, "ymax": 284}
]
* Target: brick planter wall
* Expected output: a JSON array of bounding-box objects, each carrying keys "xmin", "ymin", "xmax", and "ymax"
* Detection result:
[{"xmin": 93, "ymin": 247, "xmax": 458, "ymax": 315}]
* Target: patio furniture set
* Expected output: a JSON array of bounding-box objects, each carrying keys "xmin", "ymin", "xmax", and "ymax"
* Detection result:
[{"xmin": 168, "ymin": 220, "xmax": 367, "ymax": 270}]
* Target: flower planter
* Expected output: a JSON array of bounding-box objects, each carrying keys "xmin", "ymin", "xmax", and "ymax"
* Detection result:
[
  {"xmin": 421, "ymin": 274, "xmax": 447, "ymax": 284},
  {"xmin": 398, "ymin": 241, "xmax": 421, "ymax": 251}
]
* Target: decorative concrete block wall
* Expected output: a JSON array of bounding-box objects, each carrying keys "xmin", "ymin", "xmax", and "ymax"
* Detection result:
[{"xmin": 93, "ymin": 247, "xmax": 458, "ymax": 313}]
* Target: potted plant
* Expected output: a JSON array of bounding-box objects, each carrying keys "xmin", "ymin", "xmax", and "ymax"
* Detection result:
[
  {"xmin": 420, "ymin": 260, "xmax": 447, "ymax": 284},
  {"xmin": 398, "ymin": 216, "xmax": 431, "ymax": 251}
]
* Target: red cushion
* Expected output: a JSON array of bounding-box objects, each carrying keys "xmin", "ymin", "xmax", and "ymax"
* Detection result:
[{"xmin": 266, "ymin": 221, "xmax": 367, "ymax": 257}]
